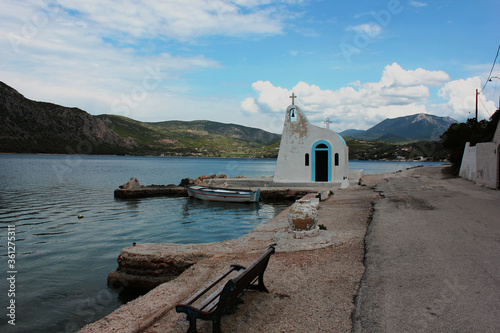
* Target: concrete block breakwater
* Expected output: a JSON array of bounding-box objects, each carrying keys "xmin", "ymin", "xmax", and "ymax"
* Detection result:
[{"xmin": 114, "ymin": 177, "xmax": 322, "ymax": 201}]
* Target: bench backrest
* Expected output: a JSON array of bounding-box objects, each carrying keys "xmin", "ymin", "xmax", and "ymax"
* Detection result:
[{"xmin": 216, "ymin": 246, "xmax": 275, "ymax": 314}]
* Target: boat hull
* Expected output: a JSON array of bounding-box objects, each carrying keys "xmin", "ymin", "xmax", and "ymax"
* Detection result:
[{"xmin": 187, "ymin": 186, "xmax": 260, "ymax": 203}]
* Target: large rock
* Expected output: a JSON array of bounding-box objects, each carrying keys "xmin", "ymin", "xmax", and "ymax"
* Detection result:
[
  {"xmin": 119, "ymin": 177, "xmax": 141, "ymax": 190},
  {"xmin": 108, "ymin": 243, "xmax": 211, "ymax": 291}
]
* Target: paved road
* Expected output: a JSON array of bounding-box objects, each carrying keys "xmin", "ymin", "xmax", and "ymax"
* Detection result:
[{"xmin": 353, "ymin": 166, "xmax": 500, "ymax": 333}]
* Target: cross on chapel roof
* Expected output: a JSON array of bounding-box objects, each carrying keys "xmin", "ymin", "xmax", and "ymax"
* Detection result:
[
  {"xmin": 289, "ymin": 93, "xmax": 297, "ymax": 105},
  {"xmin": 323, "ymin": 117, "xmax": 332, "ymax": 129}
]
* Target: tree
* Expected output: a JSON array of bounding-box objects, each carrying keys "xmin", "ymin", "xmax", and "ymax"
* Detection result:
[{"xmin": 441, "ymin": 109, "xmax": 500, "ymax": 173}]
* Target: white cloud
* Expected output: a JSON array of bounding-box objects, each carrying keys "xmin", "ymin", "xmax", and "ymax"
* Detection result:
[
  {"xmin": 380, "ymin": 63, "xmax": 449, "ymax": 87},
  {"xmin": 346, "ymin": 23, "xmax": 382, "ymax": 38},
  {"xmin": 0, "ymin": 20, "xmax": 220, "ymax": 119},
  {"xmin": 56, "ymin": 0, "xmax": 286, "ymax": 41},
  {"xmin": 437, "ymin": 77, "xmax": 496, "ymax": 120},
  {"xmin": 0, "ymin": 0, "xmax": 301, "ymax": 126},
  {"xmin": 409, "ymin": 1, "xmax": 428, "ymax": 8},
  {"xmin": 251, "ymin": 80, "xmax": 292, "ymax": 113},
  {"xmin": 240, "ymin": 63, "xmax": 495, "ymax": 132},
  {"xmin": 241, "ymin": 97, "xmax": 260, "ymax": 115},
  {"xmin": 0, "ymin": 0, "xmax": 289, "ymax": 123}
]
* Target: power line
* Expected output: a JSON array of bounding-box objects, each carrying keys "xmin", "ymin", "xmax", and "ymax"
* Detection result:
[
  {"xmin": 481, "ymin": 44, "xmax": 500, "ymax": 92},
  {"xmin": 478, "ymin": 96, "xmax": 492, "ymax": 117}
]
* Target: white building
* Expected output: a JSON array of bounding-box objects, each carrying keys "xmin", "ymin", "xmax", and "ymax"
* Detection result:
[
  {"xmin": 274, "ymin": 97, "xmax": 349, "ymax": 185},
  {"xmin": 459, "ymin": 120, "xmax": 500, "ymax": 189}
]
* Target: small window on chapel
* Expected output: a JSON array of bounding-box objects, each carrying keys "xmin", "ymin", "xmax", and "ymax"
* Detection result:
[
  {"xmin": 335, "ymin": 153, "xmax": 339, "ymax": 166},
  {"xmin": 305, "ymin": 153, "xmax": 309, "ymax": 166}
]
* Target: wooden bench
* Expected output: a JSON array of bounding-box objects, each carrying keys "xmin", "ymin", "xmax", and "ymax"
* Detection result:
[{"xmin": 176, "ymin": 245, "xmax": 276, "ymax": 333}]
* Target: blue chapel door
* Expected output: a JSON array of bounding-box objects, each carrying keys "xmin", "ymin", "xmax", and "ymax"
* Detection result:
[{"xmin": 313, "ymin": 141, "xmax": 331, "ymax": 182}]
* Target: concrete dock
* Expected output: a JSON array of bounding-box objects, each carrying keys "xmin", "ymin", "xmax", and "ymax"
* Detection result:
[
  {"xmin": 114, "ymin": 184, "xmax": 326, "ymax": 201},
  {"xmin": 113, "ymin": 170, "xmax": 364, "ymax": 200}
]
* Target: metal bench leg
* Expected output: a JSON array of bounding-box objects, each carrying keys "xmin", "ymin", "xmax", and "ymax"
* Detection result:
[
  {"xmin": 247, "ymin": 273, "xmax": 269, "ymax": 292},
  {"xmin": 186, "ymin": 314, "xmax": 198, "ymax": 333},
  {"xmin": 257, "ymin": 273, "xmax": 269, "ymax": 292},
  {"xmin": 212, "ymin": 317, "xmax": 222, "ymax": 333}
]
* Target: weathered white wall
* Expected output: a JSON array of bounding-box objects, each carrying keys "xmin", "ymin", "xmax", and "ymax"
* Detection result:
[
  {"xmin": 459, "ymin": 119, "xmax": 500, "ymax": 189},
  {"xmin": 459, "ymin": 142, "xmax": 476, "ymax": 181},
  {"xmin": 459, "ymin": 142, "xmax": 500, "ymax": 188},
  {"xmin": 475, "ymin": 142, "xmax": 498, "ymax": 188},
  {"xmin": 493, "ymin": 121, "xmax": 500, "ymax": 142},
  {"xmin": 274, "ymin": 105, "xmax": 349, "ymax": 183}
]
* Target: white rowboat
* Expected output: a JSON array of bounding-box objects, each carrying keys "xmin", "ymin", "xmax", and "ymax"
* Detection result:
[{"xmin": 187, "ymin": 185, "xmax": 260, "ymax": 203}]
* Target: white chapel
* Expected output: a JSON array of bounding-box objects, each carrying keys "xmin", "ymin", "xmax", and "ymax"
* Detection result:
[{"xmin": 274, "ymin": 94, "xmax": 349, "ymax": 185}]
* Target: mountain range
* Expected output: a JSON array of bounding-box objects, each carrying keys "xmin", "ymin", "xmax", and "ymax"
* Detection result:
[
  {"xmin": 340, "ymin": 113, "xmax": 456, "ymax": 143},
  {"xmin": 0, "ymin": 82, "xmax": 280, "ymax": 157},
  {"xmin": 1, "ymin": 81, "xmax": 456, "ymax": 157}
]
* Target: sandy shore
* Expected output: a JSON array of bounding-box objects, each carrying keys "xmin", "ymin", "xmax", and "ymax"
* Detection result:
[{"xmin": 81, "ymin": 165, "xmax": 500, "ymax": 333}]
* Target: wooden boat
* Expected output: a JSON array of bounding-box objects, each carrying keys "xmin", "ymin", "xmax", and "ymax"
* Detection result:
[{"xmin": 187, "ymin": 185, "xmax": 260, "ymax": 203}]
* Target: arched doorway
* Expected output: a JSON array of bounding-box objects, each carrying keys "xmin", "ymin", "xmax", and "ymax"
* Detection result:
[{"xmin": 312, "ymin": 141, "xmax": 331, "ymax": 182}]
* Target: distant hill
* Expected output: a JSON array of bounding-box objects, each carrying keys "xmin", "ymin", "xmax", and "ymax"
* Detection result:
[
  {"xmin": 340, "ymin": 113, "xmax": 456, "ymax": 142},
  {"xmin": 0, "ymin": 82, "xmax": 280, "ymax": 157},
  {"xmin": 97, "ymin": 115, "xmax": 281, "ymax": 157},
  {"xmin": 0, "ymin": 82, "xmax": 135, "ymax": 155},
  {"xmin": 338, "ymin": 129, "xmax": 366, "ymax": 138}
]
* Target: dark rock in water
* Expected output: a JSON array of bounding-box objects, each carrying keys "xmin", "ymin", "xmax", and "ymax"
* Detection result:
[{"xmin": 178, "ymin": 178, "xmax": 193, "ymax": 187}]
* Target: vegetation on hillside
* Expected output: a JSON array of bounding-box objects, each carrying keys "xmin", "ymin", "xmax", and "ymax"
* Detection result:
[
  {"xmin": 97, "ymin": 115, "xmax": 281, "ymax": 157},
  {"xmin": 441, "ymin": 110, "xmax": 500, "ymax": 172},
  {"xmin": 346, "ymin": 138, "xmax": 448, "ymax": 161},
  {"xmin": 0, "ymin": 81, "xmax": 281, "ymax": 158}
]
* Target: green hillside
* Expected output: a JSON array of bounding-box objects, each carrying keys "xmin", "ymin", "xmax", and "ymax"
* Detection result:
[
  {"xmin": 0, "ymin": 82, "xmax": 281, "ymax": 157},
  {"xmin": 97, "ymin": 115, "xmax": 281, "ymax": 157}
]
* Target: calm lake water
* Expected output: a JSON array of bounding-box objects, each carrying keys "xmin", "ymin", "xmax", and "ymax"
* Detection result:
[{"xmin": 0, "ymin": 155, "xmax": 444, "ymax": 333}]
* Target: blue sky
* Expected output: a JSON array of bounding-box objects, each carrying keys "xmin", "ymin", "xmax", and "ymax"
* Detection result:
[{"xmin": 1, "ymin": 0, "xmax": 499, "ymax": 133}]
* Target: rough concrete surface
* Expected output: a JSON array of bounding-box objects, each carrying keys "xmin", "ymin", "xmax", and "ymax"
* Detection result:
[{"xmin": 353, "ymin": 166, "xmax": 500, "ymax": 333}]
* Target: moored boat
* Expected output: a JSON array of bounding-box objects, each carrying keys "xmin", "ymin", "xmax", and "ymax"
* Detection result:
[{"xmin": 187, "ymin": 185, "xmax": 260, "ymax": 203}]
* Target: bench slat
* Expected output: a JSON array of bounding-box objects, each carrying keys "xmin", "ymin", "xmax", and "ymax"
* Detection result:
[
  {"xmin": 196, "ymin": 283, "xmax": 226, "ymax": 311},
  {"xmin": 180, "ymin": 265, "xmax": 243, "ymax": 306}
]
